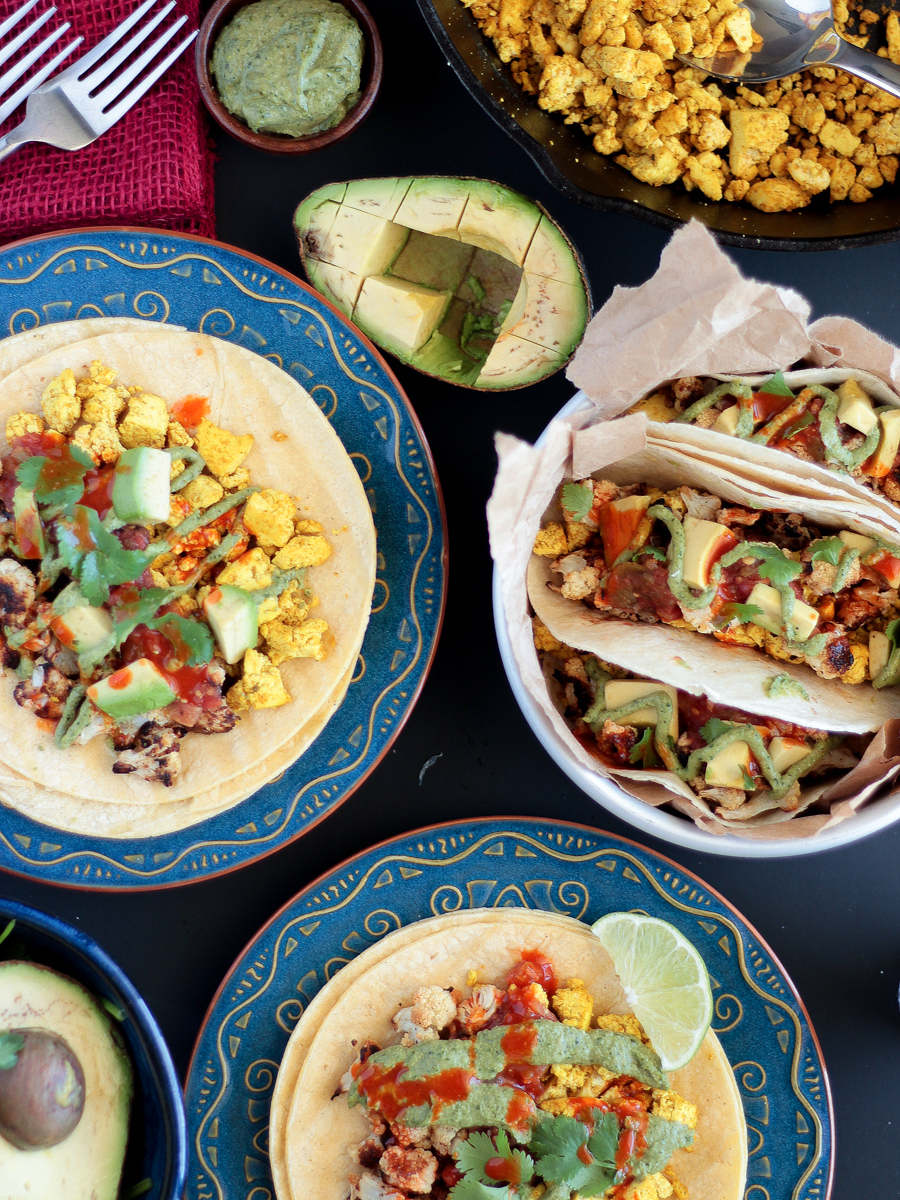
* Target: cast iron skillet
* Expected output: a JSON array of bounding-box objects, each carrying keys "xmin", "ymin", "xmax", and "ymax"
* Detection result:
[{"xmin": 417, "ymin": 0, "xmax": 900, "ymax": 250}]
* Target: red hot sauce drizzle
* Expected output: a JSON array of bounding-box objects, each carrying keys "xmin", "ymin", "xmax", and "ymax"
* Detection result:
[{"xmin": 355, "ymin": 1061, "xmax": 475, "ymax": 1124}]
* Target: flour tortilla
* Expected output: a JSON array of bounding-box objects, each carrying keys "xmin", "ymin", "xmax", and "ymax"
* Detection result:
[
  {"xmin": 0, "ymin": 328, "xmax": 376, "ymax": 813},
  {"xmin": 647, "ymin": 367, "xmax": 900, "ymax": 542},
  {"xmin": 0, "ymin": 318, "xmax": 175, "ymax": 379},
  {"xmin": 274, "ymin": 911, "xmax": 746, "ymax": 1200}
]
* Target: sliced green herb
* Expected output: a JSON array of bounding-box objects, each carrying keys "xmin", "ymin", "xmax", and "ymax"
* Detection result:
[
  {"xmin": 16, "ymin": 445, "xmax": 93, "ymax": 508},
  {"xmin": 122, "ymin": 1180, "xmax": 153, "ymax": 1200},
  {"xmin": 102, "ymin": 998, "xmax": 125, "ymax": 1022},
  {"xmin": 0, "ymin": 918, "xmax": 14, "ymax": 948}
]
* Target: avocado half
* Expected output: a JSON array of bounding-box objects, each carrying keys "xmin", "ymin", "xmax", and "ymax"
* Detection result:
[
  {"xmin": 0, "ymin": 960, "xmax": 133, "ymax": 1199},
  {"xmin": 294, "ymin": 177, "xmax": 592, "ymax": 390}
]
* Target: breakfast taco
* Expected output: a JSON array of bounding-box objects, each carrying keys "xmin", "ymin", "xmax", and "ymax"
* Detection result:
[
  {"xmin": 0, "ymin": 328, "xmax": 376, "ymax": 828},
  {"xmin": 270, "ymin": 910, "xmax": 746, "ymax": 1200}
]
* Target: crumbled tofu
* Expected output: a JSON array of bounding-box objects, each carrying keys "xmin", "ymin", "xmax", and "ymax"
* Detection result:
[
  {"xmin": 651, "ymin": 1089, "xmax": 699, "ymax": 1129},
  {"xmin": 181, "ymin": 476, "xmax": 225, "ymax": 509},
  {"xmin": 195, "ymin": 417, "xmax": 253, "ymax": 477},
  {"xmin": 70, "ymin": 421, "xmax": 125, "ymax": 466},
  {"xmin": 216, "ymin": 547, "xmax": 273, "ymax": 590},
  {"xmin": 551, "ymin": 978, "xmax": 594, "ymax": 1029},
  {"xmin": 273, "ymin": 534, "xmax": 332, "ymax": 570},
  {"xmin": 596, "ymin": 1012, "xmax": 647, "ymax": 1040},
  {"xmin": 532, "ymin": 615, "xmax": 570, "ymax": 657},
  {"xmin": 118, "ymin": 393, "xmax": 169, "ymax": 449},
  {"xmin": 262, "ymin": 617, "xmax": 329, "ymax": 665},
  {"xmin": 533, "ymin": 522, "xmax": 569, "ymax": 557},
  {"xmin": 729, "ymin": 108, "xmax": 790, "ymax": 178},
  {"xmin": 295, "ymin": 518, "xmax": 324, "ymax": 534},
  {"xmin": 541, "ymin": 1064, "xmax": 587, "ymax": 1099},
  {"xmin": 41, "ymin": 368, "xmax": 80, "ymax": 433},
  {"xmin": 226, "ymin": 679, "xmax": 249, "ymax": 712},
  {"xmin": 243, "ymin": 488, "xmax": 296, "ymax": 547},
  {"xmin": 78, "ymin": 365, "xmax": 129, "ymax": 425},
  {"xmin": 5, "ymin": 411, "xmax": 45, "ymax": 440},
  {"xmin": 239, "ymin": 648, "xmax": 291, "ymax": 708},
  {"xmin": 840, "ymin": 641, "xmax": 868, "ymax": 684},
  {"xmin": 167, "ymin": 419, "xmax": 194, "ymax": 448},
  {"xmin": 218, "ymin": 467, "xmax": 252, "ymax": 490},
  {"xmin": 746, "ymin": 177, "xmax": 811, "ymax": 211}
]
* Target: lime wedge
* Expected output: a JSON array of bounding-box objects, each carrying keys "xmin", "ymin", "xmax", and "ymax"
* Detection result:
[{"xmin": 591, "ymin": 912, "xmax": 713, "ymax": 1071}]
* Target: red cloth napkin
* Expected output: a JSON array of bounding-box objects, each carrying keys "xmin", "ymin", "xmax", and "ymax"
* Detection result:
[{"xmin": 0, "ymin": 0, "xmax": 214, "ymax": 244}]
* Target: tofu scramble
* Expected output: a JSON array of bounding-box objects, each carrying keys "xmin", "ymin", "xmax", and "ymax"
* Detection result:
[
  {"xmin": 0, "ymin": 359, "xmax": 334, "ymax": 785},
  {"xmin": 460, "ymin": 0, "xmax": 900, "ymax": 209},
  {"xmin": 341, "ymin": 952, "xmax": 697, "ymax": 1199}
]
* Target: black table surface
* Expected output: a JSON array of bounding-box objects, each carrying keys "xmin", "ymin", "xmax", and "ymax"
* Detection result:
[{"xmin": 3, "ymin": 0, "xmax": 900, "ymax": 1194}]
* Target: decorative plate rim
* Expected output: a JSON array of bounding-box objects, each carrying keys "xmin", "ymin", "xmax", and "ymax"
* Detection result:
[
  {"xmin": 183, "ymin": 814, "xmax": 835, "ymax": 1200},
  {"xmin": 0, "ymin": 226, "xmax": 448, "ymax": 892}
]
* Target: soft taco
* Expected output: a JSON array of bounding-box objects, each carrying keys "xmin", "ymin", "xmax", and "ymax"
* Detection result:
[
  {"xmin": 270, "ymin": 910, "xmax": 747, "ymax": 1200},
  {"xmin": 630, "ymin": 368, "xmax": 900, "ymax": 538},
  {"xmin": 0, "ymin": 327, "xmax": 376, "ymax": 830}
]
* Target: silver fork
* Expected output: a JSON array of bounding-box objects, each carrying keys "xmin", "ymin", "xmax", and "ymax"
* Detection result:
[
  {"xmin": 0, "ymin": 0, "xmax": 80, "ymax": 127},
  {"xmin": 0, "ymin": 0, "xmax": 197, "ymax": 164}
]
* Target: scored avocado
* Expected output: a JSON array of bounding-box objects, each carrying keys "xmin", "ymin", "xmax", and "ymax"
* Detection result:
[
  {"xmin": 0, "ymin": 960, "xmax": 132, "ymax": 1199},
  {"xmin": 203, "ymin": 584, "xmax": 258, "ymax": 665},
  {"xmin": 87, "ymin": 658, "xmax": 177, "ymax": 719},
  {"xmin": 112, "ymin": 446, "xmax": 172, "ymax": 525},
  {"xmin": 295, "ymin": 176, "xmax": 591, "ymax": 390}
]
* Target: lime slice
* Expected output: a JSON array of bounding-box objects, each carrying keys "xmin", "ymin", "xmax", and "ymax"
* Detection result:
[{"xmin": 591, "ymin": 912, "xmax": 713, "ymax": 1071}]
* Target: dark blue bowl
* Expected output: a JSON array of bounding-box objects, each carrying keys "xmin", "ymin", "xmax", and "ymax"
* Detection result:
[{"xmin": 0, "ymin": 898, "xmax": 186, "ymax": 1200}]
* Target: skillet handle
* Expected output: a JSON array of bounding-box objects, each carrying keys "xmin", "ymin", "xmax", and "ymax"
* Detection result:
[{"xmin": 806, "ymin": 26, "xmax": 900, "ymax": 98}]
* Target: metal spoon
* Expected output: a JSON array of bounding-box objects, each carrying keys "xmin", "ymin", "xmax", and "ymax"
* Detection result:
[{"xmin": 679, "ymin": 0, "xmax": 900, "ymax": 96}]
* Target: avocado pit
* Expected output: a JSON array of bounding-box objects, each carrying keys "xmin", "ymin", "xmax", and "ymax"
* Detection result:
[{"xmin": 0, "ymin": 1028, "xmax": 85, "ymax": 1150}]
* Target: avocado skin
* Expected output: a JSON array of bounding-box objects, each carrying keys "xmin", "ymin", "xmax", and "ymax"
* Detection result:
[{"xmin": 0, "ymin": 961, "xmax": 133, "ymax": 1199}]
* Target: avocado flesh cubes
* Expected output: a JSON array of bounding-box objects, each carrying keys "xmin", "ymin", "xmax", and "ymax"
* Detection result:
[
  {"xmin": 52, "ymin": 604, "xmax": 115, "ymax": 655},
  {"xmin": 0, "ymin": 960, "xmax": 132, "ymax": 1200},
  {"xmin": 13, "ymin": 487, "xmax": 43, "ymax": 558},
  {"xmin": 112, "ymin": 446, "xmax": 171, "ymax": 524},
  {"xmin": 88, "ymin": 658, "xmax": 177, "ymax": 719},
  {"xmin": 204, "ymin": 584, "xmax": 258, "ymax": 665},
  {"xmin": 296, "ymin": 176, "xmax": 590, "ymax": 390}
]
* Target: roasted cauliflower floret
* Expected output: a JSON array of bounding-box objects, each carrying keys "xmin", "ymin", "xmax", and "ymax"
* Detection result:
[
  {"xmin": 41, "ymin": 368, "xmax": 80, "ymax": 433},
  {"xmin": 5, "ymin": 411, "xmax": 45, "ymax": 440},
  {"xmin": 273, "ymin": 533, "xmax": 332, "ymax": 570},
  {"xmin": 181, "ymin": 475, "xmax": 225, "ymax": 509},
  {"xmin": 262, "ymin": 617, "xmax": 329, "ymax": 665},
  {"xmin": 238, "ymin": 648, "xmax": 291, "ymax": 708},
  {"xmin": 551, "ymin": 978, "xmax": 594, "ymax": 1029},
  {"xmin": 216, "ymin": 547, "xmax": 273, "ymax": 590},
  {"xmin": 651, "ymin": 1089, "xmax": 698, "ymax": 1129},
  {"xmin": 243, "ymin": 488, "xmax": 296, "ymax": 547},
  {"xmin": 118, "ymin": 392, "xmax": 168, "ymax": 449},
  {"xmin": 560, "ymin": 565, "xmax": 601, "ymax": 601},
  {"xmin": 392, "ymin": 986, "xmax": 457, "ymax": 1044},
  {"xmin": 195, "ymin": 417, "xmax": 254, "ymax": 477},
  {"xmin": 70, "ymin": 421, "xmax": 126, "ymax": 466},
  {"xmin": 533, "ymin": 522, "xmax": 569, "ymax": 557}
]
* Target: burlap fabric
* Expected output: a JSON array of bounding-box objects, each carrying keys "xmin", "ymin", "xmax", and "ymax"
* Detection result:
[{"xmin": 0, "ymin": 0, "xmax": 214, "ymax": 241}]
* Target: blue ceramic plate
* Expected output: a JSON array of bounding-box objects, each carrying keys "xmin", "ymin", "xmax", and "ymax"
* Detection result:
[
  {"xmin": 0, "ymin": 228, "xmax": 446, "ymax": 889},
  {"xmin": 184, "ymin": 817, "xmax": 834, "ymax": 1200}
]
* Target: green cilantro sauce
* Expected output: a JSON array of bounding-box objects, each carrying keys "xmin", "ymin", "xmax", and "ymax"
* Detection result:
[
  {"xmin": 211, "ymin": 0, "xmax": 363, "ymax": 138},
  {"xmin": 764, "ymin": 673, "xmax": 810, "ymax": 701}
]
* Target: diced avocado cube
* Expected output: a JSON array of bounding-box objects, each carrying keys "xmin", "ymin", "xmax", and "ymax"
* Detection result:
[
  {"xmin": 458, "ymin": 183, "xmax": 541, "ymax": 265},
  {"xmin": 354, "ymin": 276, "xmax": 449, "ymax": 360},
  {"xmin": 13, "ymin": 487, "xmax": 43, "ymax": 559},
  {"xmin": 306, "ymin": 258, "xmax": 364, "ymax": 313},
  {"xmin": 343, "ymin": 177, "xmax": 413, "ymax": 221},
  {"xmin": 203, "ymin": 584, "xmax": 258, "ymax": 665},
  {"xmin": 112, "ymin": 446, "xmax": 172, "ymax": 524},
  {"xmin": 87, "ymin": 658, "xmax": 176, "ymax": 719},
  {"xmin": 315, "ymin": 207, "xmax": 409, "ymax": 276},
  {"xmin": 51, "ymin": 604, "xmax": 114, "ymax": 655},
  {"xmin": 394, "ymin": 177, "xmax": 471, "ymax": 239},
  {"xmin": 705, "ymin": 740, "xmax": 756, "ymax": 789}
]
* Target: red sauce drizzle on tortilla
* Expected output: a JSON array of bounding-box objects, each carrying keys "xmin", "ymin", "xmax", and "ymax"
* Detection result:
[
  {"xmin": 507, "ymin": 951, "xmax": 557, "ymax": 996},
  {"xmin": 170, "ymin": 394, "xmax": 210, "ymax": 428},
  {"xmin": 355, "ymin": 1062, "xmax": 475, "ymax": 1123}
]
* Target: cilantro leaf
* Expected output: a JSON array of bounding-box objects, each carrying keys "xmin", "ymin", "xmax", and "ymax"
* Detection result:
[
  {"xmin": 54, "ymin": 506, "xmax": 156, "ymax": 605},
  {"xmin": 755, "ymin": 370, "xmax": 794, "ymax": 397},
  {"xmin": 455, "ymin": 1131, "xmax": 533, "ymax": 1188},
  {"xmin": 448, "ymin": 1180, "xmax": 507, "ymax": 1200},
  {"xmin": 636, "ymin": 546, "xmax": 667, "ymax": 563},
  {"xmin": 561, "ymin": 482, "xmax": 594, "ymax": 523},
  {"xmin": 810, "ymin": 536, "xmax": 845, "ymax": 567},
  {"xmin": 16, "ymin": 445, "xmax": 93, "ymax": 509},
  {"xmin": 714, "ymin": 601, "xmax": 764, "ymax": 629},
  {"xmin": 76, "ymin": 587, "xmax": 180, "ymax": 671},
  {"xmin": 628, "ymin": 727, "xmax": 659, "ymax": 768},
  {"xmin": 741, "ymin": 769, "xmax": 757, "ymax": 790},
  {"xmin": 780, "ymin": 410, "xmax": 816, "ymax": 441},
  {"xmin": 0, "ymin": 1031, "xmax": 23, "ymax": 1071},
  {"xmin": 756, "ymin": 547, "xmax": 802, "ymax": 587},
  {"xmin": 530, "ymin": 1114, "xmax": 618, "ymax": 1196},
  {"xmin": 700, "ymin": 717, "xmax": 735, "ymax": 744},
  {"xmin": 0, "ymin": 917, "xmax": 14, "ymax": 948},
  {"xmin": 149, "ymin": 614, "xmax": 214, "ymax": 668}
]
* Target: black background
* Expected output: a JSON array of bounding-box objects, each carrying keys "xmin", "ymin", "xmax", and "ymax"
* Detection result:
[{"xmin": 3, "ymin": 0, "xmax": 900, "ymax": 1194}]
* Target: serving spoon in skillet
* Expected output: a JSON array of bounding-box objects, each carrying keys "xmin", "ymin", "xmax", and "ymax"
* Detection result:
[{"xmin": 677, "ymin": 0, "xmax": 900, "ymax": 97}]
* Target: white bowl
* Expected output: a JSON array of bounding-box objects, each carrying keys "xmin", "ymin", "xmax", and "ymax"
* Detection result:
[{"xmin": 493, "ymin": 392, "xmax": 900, "ymax": 858}]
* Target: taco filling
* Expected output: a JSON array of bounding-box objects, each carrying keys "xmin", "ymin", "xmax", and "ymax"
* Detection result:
[
  {"xmin": 340, "ymin": 955, "xmax": 696, "ymax": 1200},
  {"xmin": 533, "ymin": 476, "xmax": 900, "ymax": 690},
  {"xmin": 632, "ymin": 371, "xmax": 900, "ymax": 503},
  {"xmin": 0, "ymin": 359, "xmax": 336, "ymax": 786},
  {"xmin": 534, "ymin": 621, "xmax": 871, "ymax": 821}
]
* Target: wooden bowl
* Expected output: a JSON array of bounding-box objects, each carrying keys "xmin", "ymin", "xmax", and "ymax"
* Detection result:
[{"xmin": 195, "ymin": 0, "xmax": 383, "ymax": 154}]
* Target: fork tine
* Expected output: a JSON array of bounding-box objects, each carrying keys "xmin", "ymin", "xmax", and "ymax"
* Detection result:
[
  {"xmin": 95, "ymin": 14, "xmax": 185, "ymax": 107},
  {"xmin": 0, "ymin": 0, "xmax": 41, "ymax": 44},
  {"xmin": 102, "ymin": 27, "xmax": 196, "ymax": 124},
  {"xmin": 51, "ymin": 0, "xmax": 158, "ymax": 82},
  {"xmin": 82, "ymin": 1, "xmax": 175, "ymax": 93},
  {"xmin": 0, "ymin": 33, "xmax": 79, "ymax": 123},
  {"xmin": 0, "ymin": 20, "xmax": 69, "ymax": 99},
  {"xmin": 0, "ymin": 7, "xmax": 54, "ymax": 72}
]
